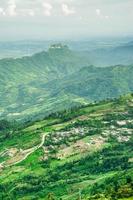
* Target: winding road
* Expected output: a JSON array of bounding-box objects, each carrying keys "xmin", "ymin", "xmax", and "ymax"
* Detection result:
[{"xmin": 4, "ymin": 133, "xmax": 46, "ymax": 168}]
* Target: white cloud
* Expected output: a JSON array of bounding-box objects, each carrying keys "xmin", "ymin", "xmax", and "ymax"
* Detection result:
[
  {"xmin": 62, "ymin": 4, "xmax": 76, "ymax": 16},
  {"xmin": 0, "ymin": 7, "xmax": 6, "ymax": 16},
  {"xmin": 96, "ymin": 8, "xmax": 110, "ymax": 20},
  {"xmin": 96, "ymin": 8, "xmax": 101, "ymax": 16},
  {"xmin": 7, "ymin": 0, "xmax": 17, "ymax": 16},
  {"xmin": 42, "ymin": 2, "xmax": 52, "ymax": 16},
  {"xmin": 17, "ymin": 8, "xmax": 35, "ymax": 17},
  {"xmin": 28, "ymin": 9, "xmax": 35, "ymax": 16},
  {"xmin": 105, "ymin": 15, "xmax": 109, "ymax": 19}
]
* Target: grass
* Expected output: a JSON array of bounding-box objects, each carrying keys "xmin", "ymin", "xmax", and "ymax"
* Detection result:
[
  {"xmin": 0, "ymin": 130, "xmax": 41, "ymax": 151},
  {"xmin": 119, "ymin": 198, "xmax": 133, "ymax": 200}
]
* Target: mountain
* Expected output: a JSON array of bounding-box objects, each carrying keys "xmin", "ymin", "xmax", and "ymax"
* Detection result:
[
  {"xmin": 0, "ymin": 44, "xmax": 90, "ymax": 121},
  {"xmin": 88, "ymin": 41, "xmax": 133, "ymax": 66},
  {"xmin": 46, "ymin": 64, "xmax": 133, "ymax": 101},
  {"xmin": 0, "ymin": 44, "xmax": 89, "ymax": 86},
  {"xmin": 0, "ymin": 44, "xmax": 133, "ymax": 121},
  {"xmin": 0, "ymin": 94, "xmax": 133, "ymax": 200}
]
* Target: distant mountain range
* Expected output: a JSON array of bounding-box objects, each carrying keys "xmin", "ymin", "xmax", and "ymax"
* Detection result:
[
  {"xmin": 88, "ymin": 41, "xmax": 133, "ymax": 66},
  {"xmin": 0, "ymin": 43, "xmax": 133, "ymax": 121},
  {"xmin": 45, "ymin": 64, "xmax": 133, "ymax": 101}
]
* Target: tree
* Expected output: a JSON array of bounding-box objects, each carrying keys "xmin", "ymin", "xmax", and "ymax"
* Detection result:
[{"xmin": 46, "ymin": 192, "xmax": 56, "ymax": 200}]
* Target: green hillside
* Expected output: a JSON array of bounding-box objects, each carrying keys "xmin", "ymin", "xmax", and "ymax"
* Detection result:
[
  {"xmin": 88, "ymin": 41, "xmax": 133, "ymax": 67},
  {"xmin": 0, "ymin": 94, "xmax": 133, "ymax": 200},
  {"xmin": 0, "ymin": 44, "xmax": 90, "ymax": 121},
  {"xmin": 45, "ymin": 65, "xmax": 133, "ymax": 101},
  {"xmin": 0, "ymin": 44, "xmax": 133, "ymax": 122}
]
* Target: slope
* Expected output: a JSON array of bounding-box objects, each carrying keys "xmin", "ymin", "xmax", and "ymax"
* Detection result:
[
  {"xmin": 0, "ymin": 44, "xmax": 133, "ymax": 122},
  {"xmin": 88, "ymin": 41, "xmax": 133, "ymax": 67},
  {"xmin": 40, "ymin": 64, "xmax": 133, "ymax": 103},
  {"xmin": 0, "ymin": 94, "xmax": 133, "ymax": 200},
  {"xmin": 0, "ymin": 44, "xmax": 90, "ymax": 121}
]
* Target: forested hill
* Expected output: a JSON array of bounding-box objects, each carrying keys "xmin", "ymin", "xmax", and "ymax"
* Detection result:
[
  {"xmin": 88, "ymin": 41, "xmax": 133, "ymax": 66},
  {"xmin": 0, "ymin": 94, "xmax": 133, "ymax": 199},
  {"xmin": 44, "ymin": 64, "xmax": 133, "ymax": 101},
  {"xmin": 0, "ymin": 44, "xmax": 133, "ymax": 122},
  {"xmin": 0, "ymin": 44, "xmax": 90, "ymax": 86},
  {"xmin": 0, "ymin": 44, "xmax": 90, "ymax": 121}
]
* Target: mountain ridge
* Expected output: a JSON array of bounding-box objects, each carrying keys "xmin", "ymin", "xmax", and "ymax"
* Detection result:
[{"xmin": 0, "ymin": 44, "xmax": 133, "ymax": 121}]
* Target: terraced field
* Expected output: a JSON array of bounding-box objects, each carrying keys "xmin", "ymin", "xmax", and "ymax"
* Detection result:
[{"xmin": 0, "ymin": 94, "xmax": 133, "ymax": 199}]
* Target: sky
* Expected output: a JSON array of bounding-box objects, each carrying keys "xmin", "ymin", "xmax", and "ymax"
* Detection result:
[{"xmin": 0, "ymin": 0, "xmax": 133, "ymax": 41}]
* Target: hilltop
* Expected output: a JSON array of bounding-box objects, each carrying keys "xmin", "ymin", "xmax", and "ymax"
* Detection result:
[{"xmin": 0, "ymin": 94, "xmax": 133, "ymax": 199}]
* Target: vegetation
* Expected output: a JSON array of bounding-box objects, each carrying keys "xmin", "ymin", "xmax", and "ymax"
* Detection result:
[
  {"xmin": 0, "ymin": 94, "xmax": 133, "ymax": 199},
  {"xmin": 0, "ymin": 45, "xmax": 133, "ymax": 122}
]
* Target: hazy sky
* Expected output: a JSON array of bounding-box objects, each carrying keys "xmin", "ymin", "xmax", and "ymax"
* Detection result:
[{"xmin": 0, "ymin": 0, "xmax": 133, "ymax": 40}]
